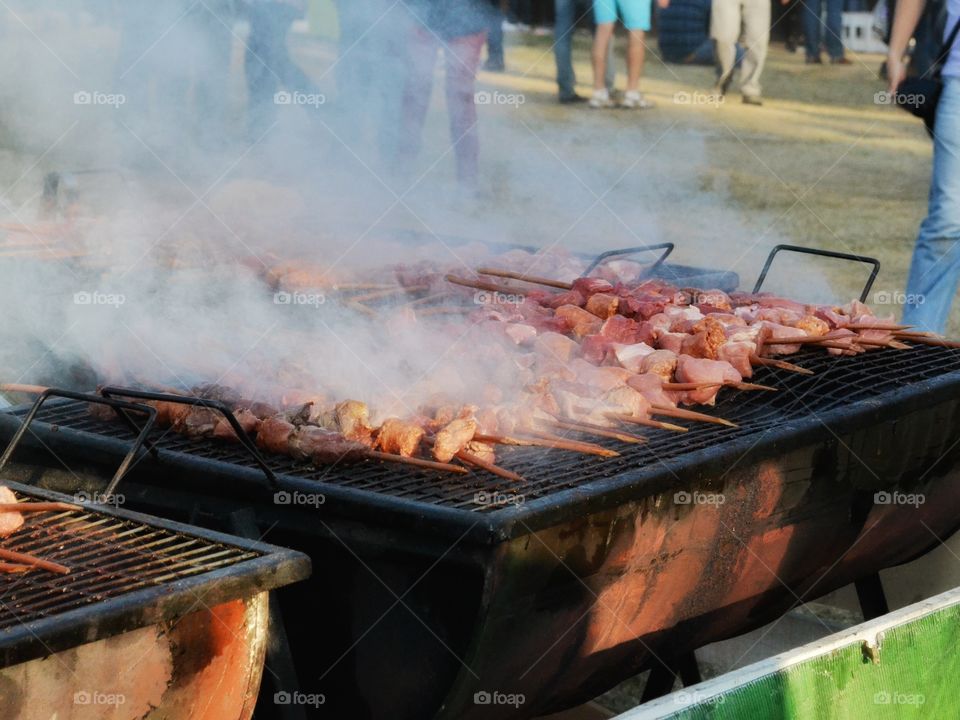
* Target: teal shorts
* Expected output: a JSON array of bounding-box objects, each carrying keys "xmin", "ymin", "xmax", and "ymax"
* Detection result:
[{"xmin": 593, "ymin": 0, "xmax": 651, "ymax": 31}]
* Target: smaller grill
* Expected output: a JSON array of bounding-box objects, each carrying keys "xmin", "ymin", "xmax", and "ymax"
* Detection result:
[{"xmin": 0, "ymin": 481, "xmax": 310, "ymax": 667}]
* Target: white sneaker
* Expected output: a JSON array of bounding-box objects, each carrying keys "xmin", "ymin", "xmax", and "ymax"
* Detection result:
[
  {"xmin": 588, "ymin": 89, "xmax": 615, "ymax": 109},
  {"xmin": 621, "ymin": 90, "xmax": 655, "ymax": 109}
]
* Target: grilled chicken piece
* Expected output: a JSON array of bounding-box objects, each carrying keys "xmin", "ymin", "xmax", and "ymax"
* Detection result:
[
  {"xmin": 155, "ymin": 400, "xmax": 192, "ymax": 427},
  {"xmin": 174, "ymin": 407, "xmax": 219, "ymax": 437},
  {"xmin": 292, "ymin": 426, "xmax": 368, "ymax": 464},
  {"xmin": 256, "ymin": 417, "xmax": 297, "ymax": 454},
  {"xmin": 0, "ymin": 486, "xmax": 24, "ymax": 538},
  {"xmin": 464, "ymin": 440, "xmax": 496, "ymax": 464},
  {"xmin": 554, "ymin": 304, "xmax": 603, "ymax": 339},
  {"xmin": 534, "ymin": 331, "xmax": 579, "ymax": 362},
  {"xmin": 335, "ymin": 400, "xmax": 374, "ymax": 446},
  {"xmin": 433, "ymin": 417, "xmax": 477, "ymax": 463},
  {"xmin": 675, "ymin": 356, "xmax": 741, "ymax": 405},
  {"xmin": 213, "ymin": 408, "xmax": 261, "ymax": 441},
  {"xmin": 626, "ymin": 372, "xmax": 679, "ymax": 407},
  {"xmin": 585, "ymin": 293, "xmax": 620, "ymax": 319},
  {"xmin": 376, "ymin": 418, "xmax": 425, "ymax": 457},
  {"xmin": 612, "ymin": 342, "xmax": 656, "ymax": 373},
  {"xmin": 638, "ymin": 349, "xmax": 678, "ymax": 383}
]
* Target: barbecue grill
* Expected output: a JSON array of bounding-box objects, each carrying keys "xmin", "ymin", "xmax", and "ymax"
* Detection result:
[
  {"xmin": 1, "ymin": 246, "xmax": 954, "ymax": 720},
  {"xmin": 0, "ymin": 479, "xmax": 311, "ymax": 719}
]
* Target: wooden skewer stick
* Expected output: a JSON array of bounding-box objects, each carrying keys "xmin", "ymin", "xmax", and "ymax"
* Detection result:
[
  {"xmin": 893, "ymin": 330, "xmax": 939, "ymax": 338},
  {"xmin": 0, "ymin": 502, "xmax": 81, "ymax": 513},
  {"xmin": 762, "ymin": 335, "xmax": 843, "ymax": 345},
  {"xmin": 888, "ymin": 340, "xmax": 913, "ymax": 350},
  {"xmin": 347, "ymin": 284, "xmax": 430, "ymax": 304},
  {"xmin": 455, "ymin": 450, "xmax": 524, "ymax": 481},
  {"xmin": 661, "ymin": 382, "xmax": 722, "ymax": 391},
  {"xmin": 605, "ymin": 412, "xmax": 689, "ymax": 433},
  {"xmin": 844, "ymin": 322, "xmax": 912, "ymax": 331},
  {"xmin": 446, "ymin": 274, "xmax": 534, "ymax": 297},
  {"xmin": 729, "ymin": 381, "xmax": 778, "ymax": 392},
  {"xmin": 416, "ymin": 306, "xmax": 473, "ymax": 317},
  {"xmin": 521, "ymin": 429, "xmax": 621, "ymax": 457},
  {"xmin": 405, "ymin": 292, "xmax": 453, "ymax": 307},
  {"xmin": 363, "ymin": 450, "xmax": 469, "ymax": 474},
  {"xmin": 0, "ymin": 562, "xmax": 31, "ymax": 574},
  {"xmin": 474, "ymin": 432, "xmax": 619, "ymax": 457},
  {"xmin": 345, "ymin": 301, "xmax": 377, "ymax": 318},
  {"xmin": 546, "ymin": 418, "xmax": 646, "ymax": 444},
  {"xmin": 750, "ymin": 355, "xmax": 815, "ymax": 375},
  {"xmin": 649, "ymin": 404, "xmax": 739, "ymax": 428},
  {"xmin": 476, "ymin": 267, "xmax": 573, "ymax": 290},
  {"xmin": 895, "ymin": 335, "xmax": 960, "ymax": 349},
  {"xmin": 332, "ymin": 282, "xmax": 398, "ymax": 292},
  {"xmin": 0, "ymin": 548, "xmax": 70, "ymax": 575},
  {"xmin": 0, "ymin": 383, "xmax": 49, "ymax": 395}
]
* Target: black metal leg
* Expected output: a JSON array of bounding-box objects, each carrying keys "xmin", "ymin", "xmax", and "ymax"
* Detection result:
[
  {"xmin": 229, "ymin": 509, "xmax": 306, "ymax": 720},
  {"xmin": 854, "ymin": 573, "xmax": 889, "ymax": 620},
  {"xmin": 642, "ymin": 652, "xmax": 700, "ymax": 702}
]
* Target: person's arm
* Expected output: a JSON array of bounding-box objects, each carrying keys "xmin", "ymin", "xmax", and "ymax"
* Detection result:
[{"xmin": 887, "ymin": 0, "xmax": 927, "ymax": 93}]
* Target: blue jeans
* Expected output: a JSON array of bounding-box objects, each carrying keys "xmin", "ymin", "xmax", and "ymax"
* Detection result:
[
  {"xmin": 903, "ymin": 78, "xmax": 960, "ymax": 333},
  {"xmin": 555, "ymin": 0, "xmax": 613, "ymax": 98},
  {"xmin": 803, "ymin": 0, "xmax": 844, "ymax": 59}
]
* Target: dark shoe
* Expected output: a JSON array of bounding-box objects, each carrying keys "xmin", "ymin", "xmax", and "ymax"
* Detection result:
[
  {"xmin": 786, "ymin": 39, "xmax": 797, "ymax": 53},
  {"xmin": 714, "ymin": 74, "xmax": 732, "ymax": 97},
  {"xmin": 805, "ymin": 54, "xmax": 823, "ymax": 64},
  {"xmin": 483, "ymin": 58, "xmax": 505, "ymax": 72},
  {"xmin": 559, "ymin": 93, "xmax": 587, "ymax": 104},
  {"xmin": 830, "ymin": 56, "xmax": 853, "ymax": 65},
  {"xmin": 742, "ymin": 95, "xmax": 763, "ymax": 106}
]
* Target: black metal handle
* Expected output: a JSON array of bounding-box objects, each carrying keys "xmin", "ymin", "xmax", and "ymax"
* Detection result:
[
  {"xmin": 0, "ymin": 389, "xmax": 158, "ymax": 496},
  {"xmin": 584, "ymin": 243, "xmax": 675, "ymax": 278},
  {"xmin": 752, "ymin": 245, "xmax": 881, "ymax": 303},
  {"xmin": 99, "ymin": 386, "xmax": 279, "ymax": 491}
]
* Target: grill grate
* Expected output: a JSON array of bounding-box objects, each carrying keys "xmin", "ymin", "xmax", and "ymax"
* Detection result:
[
  {"xmin": 10, "ymin": 346, "xmax": 960, "ymax": 514},
  {"xmin": 0, "ymin": 493, "xmax": 259, "ymax": 629}
]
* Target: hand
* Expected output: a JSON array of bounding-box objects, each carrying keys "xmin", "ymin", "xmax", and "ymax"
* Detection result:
[
  {"xmin": 887, "ymin": 55, "xmax": 906, "ymax": 95},
  {"xmin": 657, "ymin": 0, "xmax": 670, "ymax": 8}
]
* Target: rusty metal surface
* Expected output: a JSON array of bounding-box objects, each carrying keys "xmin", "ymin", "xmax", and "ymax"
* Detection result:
[{"xmin": 0, "ymin": 596, "xmax": 269, "ymax": 720}]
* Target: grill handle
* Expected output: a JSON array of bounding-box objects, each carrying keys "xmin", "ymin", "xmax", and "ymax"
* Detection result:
[
  {"xmin": 753, "ymin": 245, "xmax": 881, "ymax": 303},
  {"xmin": 583, "ymin": 243, "xmax": 675, "ymax": 278},
  {"xmin": 0, "ymin": 389, "xmax": 157, "ymax": 496},
  {"xmin": 99, "ymin": 387, "xmax": 280, "ymax": 491}
]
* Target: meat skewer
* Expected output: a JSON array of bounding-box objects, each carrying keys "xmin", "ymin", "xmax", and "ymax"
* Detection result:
[
  {"xmin": 545, "ymin": 419, "xmax": 646, "ymax": 444},
  {"xmin": 476, "ymin": 267, "xmax": 573, "ymax": 290},
  {"xmin": 0, "ymin": 562, "xmax": 30, "ymax": 574},
  {"xmin": 0, "ymin": 547, "xmax": 70, "ymax": 575},
  {"xmin": 364, "ymin": 450, "xmax": 469, "ymax": 474},
  {"xmin": 750, "ymin": 355, "xmax": 815, "ymax": 375},
  {"xmin": 445, "ymin": 274, "xmax": 533, "ymax": 297},
  {"xmin": 604, "ymin": 412, "xmax": 689, "ymax": 433}
]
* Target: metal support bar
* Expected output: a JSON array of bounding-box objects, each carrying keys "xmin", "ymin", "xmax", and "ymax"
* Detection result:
[
  {"xmin": 753, "ymin": 244, "xmax": 881, "ymax": 303},
  {"xmin": 855, "ymin": 573, "xmax": 890, "ymax": 621},
  {"xmin": 641, "ymin": 652, "xmax": 700, "ymax": 702},
  {"xmin": 584, "ymin": 243, "xmax": 675, "ymax": 278}
]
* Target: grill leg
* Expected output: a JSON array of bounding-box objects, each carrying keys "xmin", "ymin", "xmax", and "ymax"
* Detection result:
[
  {"xmin": 641, "ymin": 652, "xmax": 700, "ymax": 702},
  {"xmin": 229, "ymin": 509, "xmax": 307, "ymax": 720},
  {"xmin": 854, "ymin": 573, "xmax": 890, "ymax": 620}
]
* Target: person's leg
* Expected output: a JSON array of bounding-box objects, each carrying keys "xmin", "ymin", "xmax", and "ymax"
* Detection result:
[
  {"xmin": 710, "ymin": 0, "xmax": 739, "ymax": 92},
  {"xmin": 443, "ymin": 31, "xmax": 486, "ymax": 186},
  {"xmin": 824, "ymin": 0, "xmax": 845, "ymax": 60},
  {"xmin": 739, "ymin": 0, "xmax": 770, "ymax": 99},
  {"xmin": 394, "ymin": 27, "xmax": 439, "ymax": 176},
  {"xmin": 903, "ymin": 80, "xmax": 960, "ymax": 333},
  {"xmin": 802, "ymin": 0, "xmax": 822, "ymax": 60},
  {"xmin": 245, "ymin": 4, "xmax": 282, "ymax": 136},
  {"xmin": 592, "ymin": 23, "xmax": 615, "ymax": 90},
  {"xmin": 625, "ymin": 29, "xmax": 646, "ymax": 91},
  {"xmin": 554, "ymin": 0, "xmax": 578, "ymax": 99}
]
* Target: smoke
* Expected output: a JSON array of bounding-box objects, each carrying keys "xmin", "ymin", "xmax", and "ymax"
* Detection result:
[{"xmin": 0, "ymin": 0, "xmax": 818, "ymax": 409}]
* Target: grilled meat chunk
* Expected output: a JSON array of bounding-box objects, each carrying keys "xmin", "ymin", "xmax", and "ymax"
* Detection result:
[
  {"xmin": 0, "ymin": 486, "xmax": 23, "ymax": 538},
  {"xmin": 376, "ymin": 418, "xmax": 426, "ymax": 457},
  {"xmin": 433, "ymin": 418, "xmax": 477, "ymax": 463}
]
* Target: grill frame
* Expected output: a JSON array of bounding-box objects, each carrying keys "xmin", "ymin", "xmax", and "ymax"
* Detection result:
[
  {"xmin": 0, "ymin": 480, "xmax": 311, "ymax": 667},
  {"xmin": 3, "ymin": 346, "xmax": 960, "ymax": 545}
]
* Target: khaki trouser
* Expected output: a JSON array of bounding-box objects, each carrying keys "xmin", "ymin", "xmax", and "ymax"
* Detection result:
[{"xmin": 711, "ymin": 0, "xmax": 770, "ymax": 98}]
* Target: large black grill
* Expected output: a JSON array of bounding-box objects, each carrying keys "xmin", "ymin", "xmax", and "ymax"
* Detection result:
[{"xmin": 4, "ymin": 345, "xmax": 960, "ymax": 536}]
